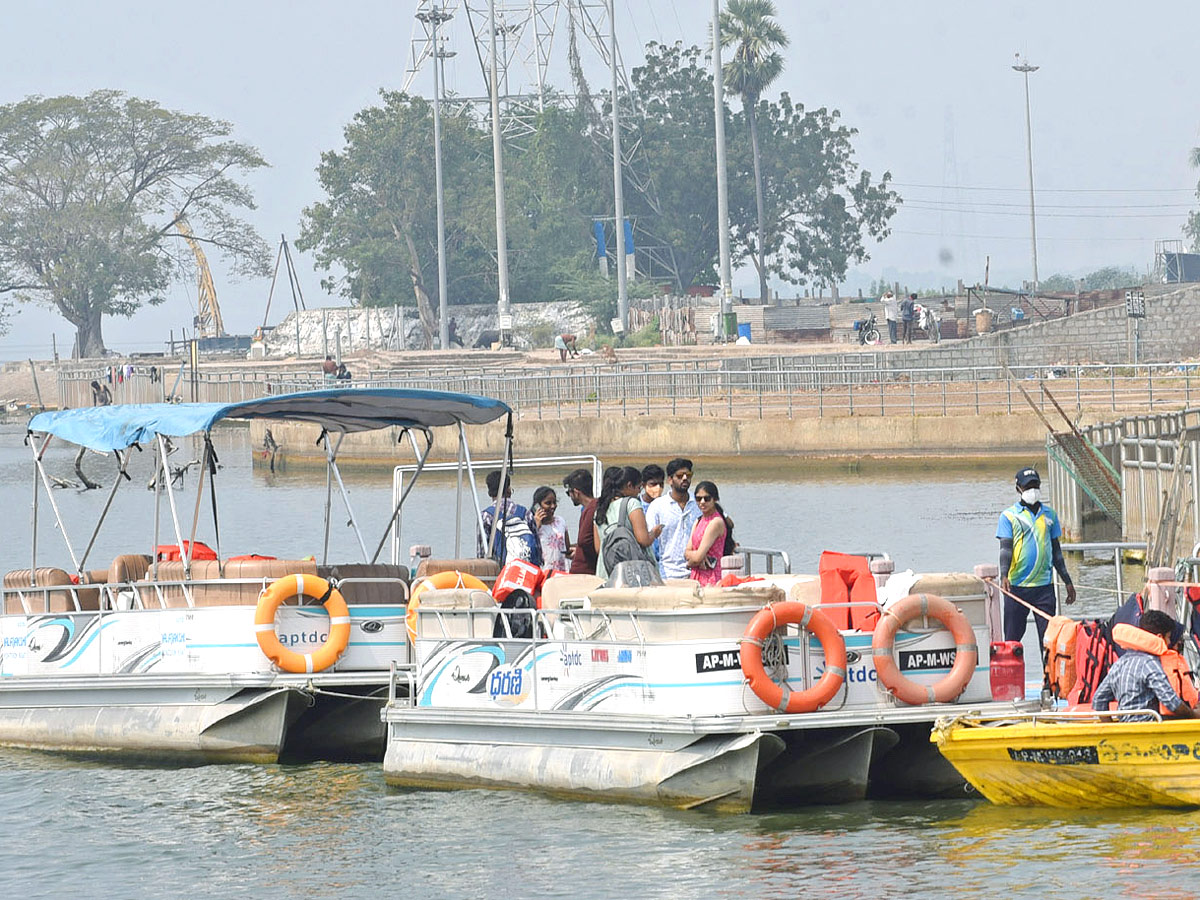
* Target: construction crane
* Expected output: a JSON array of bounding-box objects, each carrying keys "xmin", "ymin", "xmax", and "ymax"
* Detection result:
[{"xmin": 175, "ymin": 217, "xmax": 225, "ymax": 338}]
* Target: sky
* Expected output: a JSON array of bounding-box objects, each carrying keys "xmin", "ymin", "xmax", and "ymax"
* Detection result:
[{"xmin": 2, "ymin": 0, "xmax": 1199, "ymax": 359}]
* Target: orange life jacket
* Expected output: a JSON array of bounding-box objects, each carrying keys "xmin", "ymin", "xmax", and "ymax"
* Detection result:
[
  {"xmin": 1111, "ymin": 623, "xmax": 1200, "ymax": 711},
  {"xmin": 1043, "ymin": 615, "xmax": 1079, "ymax": 699}
]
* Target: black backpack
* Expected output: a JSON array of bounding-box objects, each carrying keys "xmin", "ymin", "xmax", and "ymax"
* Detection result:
[{"xmin": 601, "ymin": 498, "xmax": 646, "ymax": 573}]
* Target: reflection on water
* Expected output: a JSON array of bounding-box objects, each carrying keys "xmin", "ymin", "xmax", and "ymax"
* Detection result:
[{"xmin": 4, "ymin": 426, "xmax": 1190, "ymax": 897}]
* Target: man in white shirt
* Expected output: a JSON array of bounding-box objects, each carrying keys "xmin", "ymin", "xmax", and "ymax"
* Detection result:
[
  {"xmin": 880, "ymin": 290, "xmax": 899, "ymax": 344},
  {"xmin": 645, "ymin": 458, "xmax": 701, "ymax": 580}
]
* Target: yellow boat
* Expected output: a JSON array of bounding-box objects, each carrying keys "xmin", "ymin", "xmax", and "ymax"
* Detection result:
[{"xmin": 931, "ymin": 711, "xmax": 1200, "ymax": 808}]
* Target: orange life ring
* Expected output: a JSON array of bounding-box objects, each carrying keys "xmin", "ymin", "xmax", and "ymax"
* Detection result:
[
  {"xmin": 739, "ymin": 601, "xmax": 847, "ymax": 713},
  {"xmin": 406, "ymin": 570, "xmax": 490, "ymax": 642},
  {"xmin": 254, "ymin": 574, "xmax": 351, "ymax": 674},
  {"xmin": 870, "ymin": 592, "xmax": 977, "ymax": 705}
]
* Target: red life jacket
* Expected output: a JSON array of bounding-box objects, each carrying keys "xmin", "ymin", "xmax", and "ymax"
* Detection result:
[
  {"xmin": 1043, "ymin": 615, "xmax": 1080, "ymax": 699},
  {"xmin": 1065, "ymin": 620, "xmax": 1118, "ymax": 707}
]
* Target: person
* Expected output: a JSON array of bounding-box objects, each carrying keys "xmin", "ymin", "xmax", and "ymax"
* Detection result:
[
  {"xmin": 684, "ymin": 481, "xmax": 734, "ymax": 586},
  {"xmin": 562, "ymin": 468, "xmax": 598, "ymax": 575},
  {"xmin": 593, "ymin": 465, "xmax": 662, "ymax": 580},
  {"xmin": 639, "ymin": 464, "xmax": 664, "ymax": 505},
  {"xmin": 554, "ymin": 333, "xmax": 578, "ymax": 362},
  {"xmin": 1092, "ymin": 611, "xmax": 1196, "ymax": 721},
  {"xmin": 447, "ymin": 317, "xmax": 464, "ymax": 348},
  {"xmin": 880, "ymin": 290, "xmax": 899, "ymax": 344},
  {"xmin": 90, "ymin": 380, "xmax": 112, "ymax": 406},
  {"xmin": 532, "ymin": 485, "xmax": 571, "ymax": 573},
  {"xmin": 996, "ymin": 466, "xmax": 1076, "ymax": 645},
  {"xmin": 322, "ymin": 355, "xmax": 337, "ymax": 379},
  {"xmin": 645, "ymin": 458, "xmax": 701, "ymax": 580},
  {"xmin": 479, "ymin": 470, "xmax": 542, "ymax": 566},
  {"xmin": 335, "ymin": 362, "xmax": 352, "ymax": 381},
  {"xmin": 899, "ymin": 293, "xmax": 916, "ymax": 344}
]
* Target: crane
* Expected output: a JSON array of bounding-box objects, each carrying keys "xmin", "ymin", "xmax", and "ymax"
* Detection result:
[{"xmin": 174, "ymin": 217, "xmax": 225, "ymax": 338}]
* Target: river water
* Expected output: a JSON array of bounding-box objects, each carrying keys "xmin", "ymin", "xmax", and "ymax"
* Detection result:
[{"xmin": 1, "ymin": 424, "xmax": 1193, "ymax": 899}]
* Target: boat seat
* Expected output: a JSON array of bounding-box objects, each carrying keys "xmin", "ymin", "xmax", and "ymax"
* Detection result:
[
  {"xmin": 415, "ymin": 558, "xmax": 500, "ymax": 581},
  {"xmin": 540, "ymin": 574, "xmax": 604, "ymax": 610},
  {"xmin": 144, "ymin": 559, "xmax": 319, "ymax": 607},
  {"xmin": 906, "ymin": 573, "xmax": 989, "ymax": 628},
  {"xmin": 2, "ymin": 567, "xmax": 98, "ymax": 613},
  {"xmin": 109, "ymin": 554, "xmax": 152, "ymax": 586},
  {"xmin": 589, "ymin": 583, "xmax": 783, "ymax": 610},
  {"xmin": 415, "ymin": 588, "xmax": 497, "ymax": 638},
  {"xmin": 317, "ymin": 563, "xmax": 410, "ymax": 605},
  {"xmin": 584, "ymin": 583, "xmax": 785, "ymax": 641}
]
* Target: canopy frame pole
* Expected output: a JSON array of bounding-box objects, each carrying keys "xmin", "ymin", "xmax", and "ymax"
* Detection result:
[
  {"xmin": 30, "ymin": 433, "xmax": 52, "ymax": 584},
  {"xmin": 454, "ymin": 422, "xmax": 466, "ymax": 559},
  {"xmin": 150, "ymin": 447, "xmax": 164, "ymax": 581},
  {"xmin": 28, "ymin": 434, "xmax": 81, "ymax": 575},
  {"xmin": 77, "ymin": 447, "xmax": 135, "ymax": 575},
  {"xmin": 372, "ymin": 426, "xmax": 434, "ymax": 564},
  {"xmin": 322, "ymin": 431, "xmax": 334, "ymax": 565},
  {"xmin": 458, "ymin": 420, "xmax": 487, "ymax": 556},
  {"xmin": 184, "ymin": 438, "xmax": 212, "ymax": 578},
  {"xmin": 158, "ymin": 435, "xmax": 189, "ymax": 573},
  {"xmin": 485, "ymin": 413, "xmax": 515, "ymax": 561},
  {"xmin": 325, "ymin": 432, "xmax": 369, "ymax": 563}
]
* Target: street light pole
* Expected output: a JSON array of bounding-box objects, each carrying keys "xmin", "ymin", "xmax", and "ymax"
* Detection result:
[
  {"xmin": 712, "ymin": 0, "xmax": 733, "ymax": 341},
  {"xmin": 418, "ymin": 3, "xmax": 454, "ymax": 350},
  {"xmin": 608, "ymin": 0, "xmax": 628, "ymax": 335},
  {"xmin": 488, "ymin": 0, "xmax": 512, "ymax": 336},
  {"xmin": 1013, "ymin": 55, "xmax": 1039, "ymax": 296}
]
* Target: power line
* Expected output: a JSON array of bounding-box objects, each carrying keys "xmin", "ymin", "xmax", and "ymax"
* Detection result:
[
  {"xmin": 900, "ymin": 203, "xmax": 1187, "ymax": 220},
  {"xmin": 901, "ymin": 197, "xmax": 1196, "ymax": 211},
  {"xmin": 893, "ymin": 229, "xmax": 1164, "ymax": 243},
  {"xmin": 892, "ymin": 181, "xmax": 1196, "ymax": 195}
]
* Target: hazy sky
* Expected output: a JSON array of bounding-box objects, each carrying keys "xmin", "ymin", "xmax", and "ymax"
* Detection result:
[{"xmin": 2, "ymin": 0, "xmax": 1199, "ymax": 358}]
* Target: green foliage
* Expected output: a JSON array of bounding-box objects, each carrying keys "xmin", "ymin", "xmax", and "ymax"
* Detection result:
[
  {"xmin": 1039, "ymin": 266, "xmax": 1141, "ymax": 292},
  {"xmin": 0, "ymin": 91, "xmax": 270, "ymax": 356}
]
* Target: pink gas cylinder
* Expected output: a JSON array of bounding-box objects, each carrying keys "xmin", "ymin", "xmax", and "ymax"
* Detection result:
[{"xmin": 989, "ymin": 640, "xmax": 1025, "ymax": 701}]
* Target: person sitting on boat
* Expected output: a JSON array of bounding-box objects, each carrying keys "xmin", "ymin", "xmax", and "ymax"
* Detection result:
[
  {"xmin": 1092, "ymin": 611, "xmax": 1196, "ymax": 722},
  {"xmin": 996, "ymin": 466, "xmax": 1075, "ymax": 646},
  {"xmin": 1108, "ymin": 575, "xmax": 1200, "ymax": 659},
  {"xmin": 479, "ymin": 470, "xmax": 542, "ymax": 566}
]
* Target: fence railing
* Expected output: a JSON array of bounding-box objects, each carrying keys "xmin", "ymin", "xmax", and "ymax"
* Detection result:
[{"xmin": 57, "ymin": 360, "xmax": 1198, "ymax": 420}]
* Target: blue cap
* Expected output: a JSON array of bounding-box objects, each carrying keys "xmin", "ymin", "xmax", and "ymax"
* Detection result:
[{"xmin": 1015, "ymin": 467, "xmax": 1040, "ymax": 487}]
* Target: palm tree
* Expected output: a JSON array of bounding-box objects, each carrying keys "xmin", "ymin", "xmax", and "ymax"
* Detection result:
[{"xmin": 720, "ymin": 0, "xmax": 788, "ymax": 306}]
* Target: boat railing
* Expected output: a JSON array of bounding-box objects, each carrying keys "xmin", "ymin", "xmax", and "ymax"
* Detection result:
[
  {"xmin": 736, "ymin": 546, "xmax": 792, "ymax": 574},
  {"xmin": 388, "ymin": 661, "xmax": 418, "ymax": 707},
  {"xmin": 0, "ymin": 574, "xmax": 410, "ymax": 614}
]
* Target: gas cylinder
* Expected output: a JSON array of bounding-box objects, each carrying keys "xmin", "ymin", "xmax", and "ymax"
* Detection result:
[{"xmin": 989, "ymin": 640, "xmax": 1025, "ymax": 701}]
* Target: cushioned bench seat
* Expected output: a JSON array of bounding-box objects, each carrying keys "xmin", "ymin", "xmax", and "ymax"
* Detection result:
[
  {"xmin": 140, "ymin": 559, "xmax": 319, "ymax": 607},
  {"xmin": 3, "ymin": 568, "xmax": 99, "ymax": 613},
  {"xmin": 415, "ymin": 588, "xmax": 497, "ymax": 639}
]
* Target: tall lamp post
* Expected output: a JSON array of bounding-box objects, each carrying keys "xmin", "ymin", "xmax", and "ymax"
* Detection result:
[
  {"xmin": 1013, "ymin": 55, "xmax": 1039, "ymax": 296},
  {"xmin": 417, "ymin": 3, "xmax": 454, "ymax": 350},
  {"xmin": 712, "ymin": 0, "xmax": 733, "ymax": 340}
]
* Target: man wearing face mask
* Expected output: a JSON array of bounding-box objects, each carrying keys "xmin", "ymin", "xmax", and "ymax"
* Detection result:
[{"xmin": 996, "ymin": 466, "xmax": 1076, "ymax": 644}]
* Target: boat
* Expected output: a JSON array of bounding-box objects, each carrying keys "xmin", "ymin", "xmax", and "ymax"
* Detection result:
[
  {"xmin": 382, "ymin": 558, "xmax": 1042, "ymax": 813},
  {"xmin": 932, "ymin": 711, "xmax": 1200, "ymax": 808},
  {"xmin": 8, "ymin": 388, "xmax": 510, "ymax": 763}
]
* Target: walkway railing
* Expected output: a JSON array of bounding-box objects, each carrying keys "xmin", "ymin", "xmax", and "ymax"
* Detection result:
[{"xmin": 57, "ymin": 360, "xmax": 1196, "ymax": 420}]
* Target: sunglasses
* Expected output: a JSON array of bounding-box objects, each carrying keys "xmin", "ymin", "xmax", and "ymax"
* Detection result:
[{"xmin": 695, "ymin": 494, "xmax": 713, "ymax": 502}]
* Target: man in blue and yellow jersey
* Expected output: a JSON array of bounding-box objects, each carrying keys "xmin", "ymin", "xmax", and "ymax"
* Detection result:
[{"xmin": 996, "ymin": 466, "xmax": 1076, "ymax": 644}]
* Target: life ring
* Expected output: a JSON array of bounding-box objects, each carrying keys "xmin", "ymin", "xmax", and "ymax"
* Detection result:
[
  {"xmin": 254, "ymin": 574, "xmax": 351, "ymax": 674},
  {"xmin": 738, "ymin": 601, "xmax": 847, "ymax": 713},
  {"xmin": 870, "ymin": 592, "xmax": 977, "ymax": 705},
  {"xmin": 406, "ymin": 570, "xmax": 490, "ymax": 642}
]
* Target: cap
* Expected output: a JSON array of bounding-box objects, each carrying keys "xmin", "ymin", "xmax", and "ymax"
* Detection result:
[{"xmin": 1015, "ymin": 467, "xmax": 1040, "ymax": 487}]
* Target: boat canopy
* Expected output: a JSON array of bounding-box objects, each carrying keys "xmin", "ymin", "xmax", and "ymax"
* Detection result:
[{"xmin": 28, "ymin": 388, "xmax": 511, "ymax": 453}]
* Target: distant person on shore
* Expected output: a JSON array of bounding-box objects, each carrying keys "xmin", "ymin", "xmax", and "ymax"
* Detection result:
[
  {"xmin": 562, "ymin": 468, "xmax": 598, "ymax": 575},
  {"xmin": 335, "ymin": 362, "xmax": 352, "ymax": 381},
  {"xmin": 532, "ymin": 486, "xmax": 571, "ymax": 573},
  {"xmin": 555, "ymin": 333, "xmax": 579, "ymax": 362},
  {"xmin": 593, "ymin": 465, "xmax": 662, "ymax": 580},
  {"xmin": 322, "ymin": 355, "xmax": 337, "ymax": 379},
  {"xmin": 880, "ymin": 290, "xmax": 899, "ymax": 344},
  {"xmin": 479, "ymin": 470, "xmax": 541, "ymax": 566},
  {"xmin": 447, "ymin": 317, "xmax": 464, "ymax": 348},
  {"xmin": 639, "ymin": 464, "xmax": 664, "ymax": 505},
  {"xmin": 900, "ymin": 293, "xmax": 916, "ymax": 344},
  {"xmin": 996, "ymin": 466, "xmax": 1075, "ymax": 645},
  {"xmin": 90, "ymin": 380, "xmax": 112, "ymax": 406},
  {"xmin": 646, "ymin": 458, "xmax": 701, "ymax": 580},
  {"xmin": 685, "ymin": 481, "xmax": 734, "ymax": 586}
]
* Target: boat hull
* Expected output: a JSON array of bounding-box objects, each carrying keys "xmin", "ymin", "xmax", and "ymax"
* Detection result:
[{"xmin": 933, "ymin": 717, "xmax": 1200, "ymax": 808}]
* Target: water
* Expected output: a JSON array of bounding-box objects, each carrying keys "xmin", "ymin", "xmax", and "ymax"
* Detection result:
[{"xmin": 1, "ymin": 424, "xmax": 1185, "ymax": 898}]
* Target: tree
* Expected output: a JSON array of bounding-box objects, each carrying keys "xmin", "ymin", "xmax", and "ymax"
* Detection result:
[
  {"xmin": 0, "ymin": 91, "xmax": 270, "ymax": 357},
  {"xmin": 720, "ymin": 0, "xmax": 788, "ymax": 305},
  {"xmin": 1187, "ymin": 146, "xmax": 1200, "ymax": 251}
]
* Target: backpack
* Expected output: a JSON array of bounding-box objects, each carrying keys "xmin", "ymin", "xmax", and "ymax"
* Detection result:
[
  {"xmin": 601, "ymin": 498, "xmax": 647, "ymax": 573},
  {"xmin": 487, "ymin": 503, "xmax": 541, "ymax": 567}
]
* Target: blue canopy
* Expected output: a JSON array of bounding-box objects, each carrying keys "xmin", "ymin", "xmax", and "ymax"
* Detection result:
[{"xmin": 28, "ymin": 388, "xmax": 511, "ymax": 453}]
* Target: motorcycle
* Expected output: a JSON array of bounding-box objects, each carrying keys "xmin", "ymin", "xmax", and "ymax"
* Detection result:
[
  {"xmin": 913, "ymin": 303, "xmax": 941, "ymax": 343},
  {"xmin": 856, "ymin": 311, "xmax": 881, "ymax": 345}
]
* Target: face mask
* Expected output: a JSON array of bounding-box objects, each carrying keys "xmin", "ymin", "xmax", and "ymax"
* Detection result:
[{"xmin": 1021, "ymin": 488, "xmax": 1041, "ymax": 505}]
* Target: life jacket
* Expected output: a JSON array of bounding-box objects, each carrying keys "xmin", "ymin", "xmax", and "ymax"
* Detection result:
[
  {"xmin": 1043, "ymin": 615, "xmax": 1079, "ymax": 699},
  {"xmin": 1065, "ymin": 619, "xmax": 1118, "ymax": 707},
  {"xmin": 818, "ymin": 551, "xmax": 879, "ymax": 632},
  {"xmin": 1111, "ymin": 623, "xmax": 1200, "ymax": 711}
]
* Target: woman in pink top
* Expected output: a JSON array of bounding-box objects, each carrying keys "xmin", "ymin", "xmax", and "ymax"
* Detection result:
[{"xmin": 685, "ymin": 481, "xmax": 730, "ymax": 586}]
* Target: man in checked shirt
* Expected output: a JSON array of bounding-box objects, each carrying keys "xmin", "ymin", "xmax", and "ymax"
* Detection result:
[{"xmin": 1092, "ymin": 611, "xmax": 1196, "ymax": 721}]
